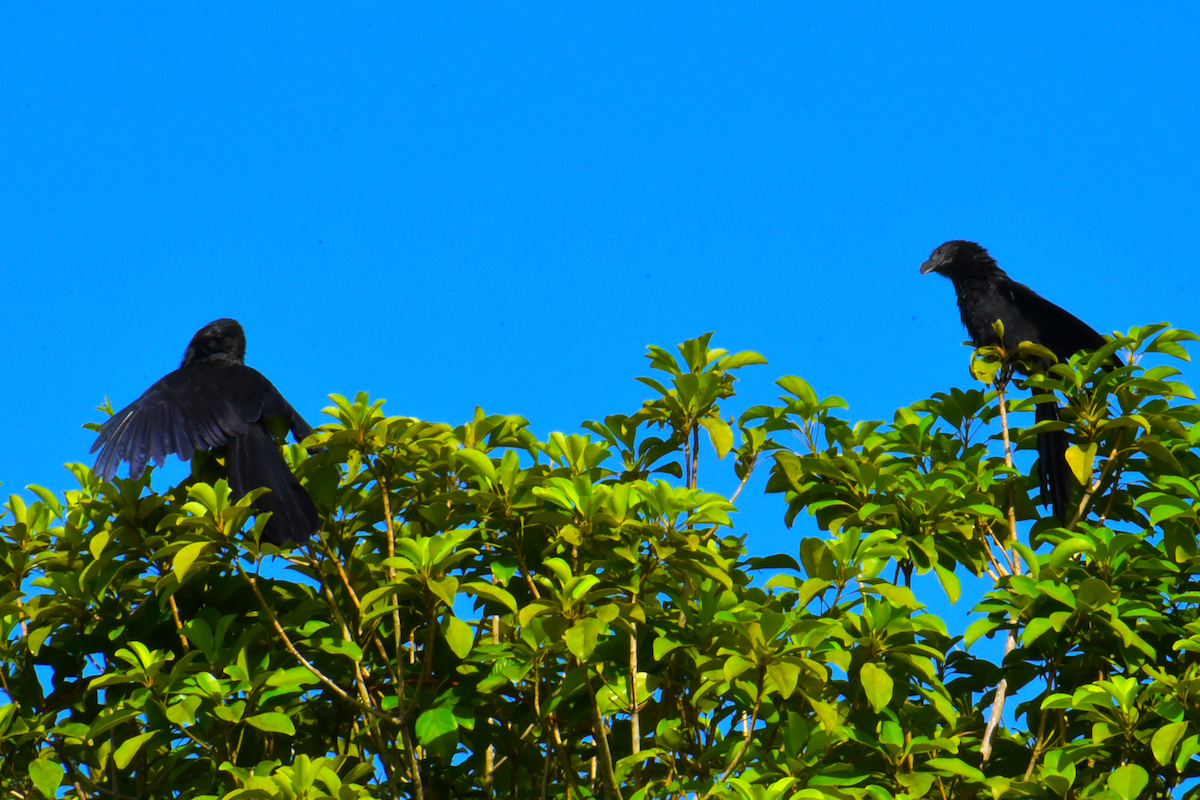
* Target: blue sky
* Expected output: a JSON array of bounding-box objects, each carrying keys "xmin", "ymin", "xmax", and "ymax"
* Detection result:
[{"xmin": 2, "ymin": 4, "xmax": 1197, "ymax": 598}]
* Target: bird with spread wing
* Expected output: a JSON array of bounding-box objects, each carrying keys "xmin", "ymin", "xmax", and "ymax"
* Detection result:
[{"xmin": 91, "ymin": 318, "xmax": 320, "ymax": 545}]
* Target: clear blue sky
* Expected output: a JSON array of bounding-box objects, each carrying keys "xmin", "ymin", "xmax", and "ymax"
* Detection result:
[{"xmin": 2, "ymin": 5, "xmax": 1197, "ymax": 579}]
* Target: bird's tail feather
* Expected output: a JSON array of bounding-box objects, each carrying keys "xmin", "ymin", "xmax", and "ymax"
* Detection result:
[
  {"xmin": 227, "ymin": 425, "xmax": 320, "ymax": 545},
  {"xmin": 1033, "ymin": 390, "xmax": 1070, "ymax": 522}
]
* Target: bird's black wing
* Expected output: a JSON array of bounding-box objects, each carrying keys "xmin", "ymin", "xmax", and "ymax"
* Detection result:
[
  {"xmin": 999, "ymin": 279, "xmax": 1114, "ymax": 363},
  {"xmin": 219, "ymin": 363, "xmax": 314, "ymax": 442},
  {"xmin": 92, "ymin": 363, "xmax": 252, "ymax": 480},
  {"xmin": 91, "ymin": 363, "xmax": 313, "ymax": 479}
]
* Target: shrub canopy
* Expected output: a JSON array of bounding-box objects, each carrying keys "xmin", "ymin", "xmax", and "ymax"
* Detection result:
[{"xmin": 2, "ymin": 327, "xmax": 1200, "ymax": 799}]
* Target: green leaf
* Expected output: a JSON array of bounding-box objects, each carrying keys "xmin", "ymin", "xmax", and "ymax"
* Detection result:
[
  {"xmin": 443, "ymin": 615, "xmax": 474, "ymax": 659},
  {"xmin": 1045, "ymin": 537, "xmax": 1095, "ymax": 569},
  {"xmin": 699, "ymin": 417, "xmax": 734, "ymax": 459},
  {"xmin": 716, "ymin": 350, "xmax": 768, "ymax": 370},
  {"xmin": 964, "ymin": 617, "xmax": 1000, "ymax": 648},
  {"xmin": 173, "ymin": 541, "xmax": 209, "ymax": 580},
  {"xmin": 777, "ymin": 375, "xmax": 818, "ymax": 404},
  {"xmin": 1064, "ymin": 443, "xmax": 1097, "ymax": 487},
  {"xmin": 427, "ymin": 576, "xmax": 459, "ymax": 607},
  {"xmin": 89, "ymin": 529, "xmax": 111, "ymax": 560},
  {"xmin": 265, "ymin": 667, "xmax": 321, "ymax": 689},
  {"xmin": 654, "ymin": 636, "xmax": 684, "ymax": 660},
  {"xmin": 859, "ymin": 662, "xmax": 893, "ymax": 713},
  {"xmin": 1023, "ymin": 617, "xmax": 1055, "ymax": 646},
  {"xmin": 1106, "ymin": 764, "xmax": 1148, "ymax": 799},
  {"xmin": 316, "ymin": 638, "xmax": 363, "ymax": 663},
  {"xmin": 114, "ymin": 732, "xmax": 155, "ymax": 769},
  {"xmin": 462, "ymin": 581, "xmax": 519, "ymax": 614},
  {"xmin": 970, "ymin": 355, "xmax": 1001, "ymax": 385},
  {"xmin": 724, "ymin": 654, "xmax": 754, "ymax": 681},
  {"xmin": 28, "ymin": 758, "xmax": 64, "ymax": 799},
  {"xmin": 766, "ymin": 661, "xmax": 801, "ymax": 699},
  {"xmin": 245, "ymin": 713, "xmax": 296, "ymax": 735},
  {"xmin": 926, "ymin": 757, "xmax": 985, "ymax": 781},
  {"xmin": 565, "ymin": 618, "xmax": 605, "ymax": 662},
  {"xmin": 454, "ymin": 449, "xmax": 497, "ymax": 483},
  {"xmin": 1152, "ymin": 721, "xmax": 1188, "ymax": 765},
  {"xmin": 933, "ymin": 563, "xmax": 960, "ymax": 604},
  {"xmin": 415, "ymin": 707, "xmax": 457, "ymax": 745}
]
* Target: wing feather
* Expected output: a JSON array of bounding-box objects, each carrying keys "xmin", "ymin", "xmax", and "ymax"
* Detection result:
[{"xmin": 1002, "ymin": 280, "xmax": 1113, "ymax": 362}]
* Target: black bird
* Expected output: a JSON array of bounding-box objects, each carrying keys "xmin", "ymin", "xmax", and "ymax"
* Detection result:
[
  {"xmin": 91, "ymin": 318, "xmax": 320, "ymax": 545},
  {"xmin": 921, "ymin": 240, "xmax": 1119, "ymax": 521}
]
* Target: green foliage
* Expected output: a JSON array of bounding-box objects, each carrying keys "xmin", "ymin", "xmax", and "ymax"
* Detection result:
[{"xmin": 2, "ymin": 328, "xmax": 1200, "ymax": 798}]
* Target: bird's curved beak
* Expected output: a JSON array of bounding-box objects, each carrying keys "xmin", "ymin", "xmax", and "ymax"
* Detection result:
[{"xmin": 919, "ymin": 259, "xmax": 938, "ymax": 275}]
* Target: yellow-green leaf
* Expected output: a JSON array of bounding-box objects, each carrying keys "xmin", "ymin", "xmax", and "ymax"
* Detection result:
[
  {"xmin": 245, "ymin": 712, "xmax": 296, "ymax": 735},
  {"xmin": 699, "ymin": 417, "xmax": 734, "ymax": 459},
  {"xmin": 1152, "ymin": 721, "xmax": 1188, "ymax": 765},
  {"xmin": 859, "ymin": 662, "xmax": 893, "ymax": 713},
  {"xmin": 28, "ymin": 759, "xmax": 64, "ymax": 799},
  {"xmin": 1107, "ymin": 764, "xmax": 1148, "ymax": 799},
  {"xmin": 114, "ymin": 732, "xmax": 155, "ymax": 769},
  {"xmin": 173, "ymin": 541, "xmax": 209, "ymax": 581},
  {"xmin": 443, "ymin": 615, "xmax": 473, "ymax": 659},
  {"xmin": 1064, "ymin": 443, "xmax": 1097, "ymax": 487}
]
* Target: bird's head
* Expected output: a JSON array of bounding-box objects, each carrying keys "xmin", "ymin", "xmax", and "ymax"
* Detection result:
[
  {"xmin": 919, "ymin": 240, "xmax": 997, "ymax": 280},
  {"xmin": 182, "ymin": 318, "xmax": 247, "ymax": 366}
]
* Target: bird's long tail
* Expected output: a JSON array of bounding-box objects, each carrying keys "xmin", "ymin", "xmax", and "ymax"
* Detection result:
[
  {"xmin": 227, "ymin": 424, "xmax": 320, "ymax": 545},
  {"xmin": 1033, "ymin": 389, "xmax": 1070, "ymax": 522}
]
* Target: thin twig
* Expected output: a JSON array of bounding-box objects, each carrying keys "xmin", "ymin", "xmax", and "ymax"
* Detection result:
[
  {"xmin": 981, "ymin": 631, "xmax": 1018, "ymax": 763},
  {"xmin": 379, "ymin": 474, "xmax": 407, "ymax": 690},
  {"xmin": 981, "ymin": 376, "xmax": 1021, "ymax": 764},
  {"xmin": 691, "ymin": 426, "xmax": 700, "ymax": 489},
  {"xmin": 702, "ymin": 676, "xmax": 764, "ymax": 798},
  {"xmin": 1067, "ymin": 437, "xmax": 1124, "ymax": 531},
  {"xmin": 684, "ymin": 430, "xmax": 692, "ymax": 491},
  {"xmin": 1024, "ymin": 698, "xmax": 1051, "ymax": 780},
  {"xmin": 232, "ymin": 558, "xmax": 403, "ymax": 726},
  {"xmin": 729, "ymin": 457, "xmax": 758, "ymax": 505},
  {"xmin": 982, "ymin": 523, "xmax": 1017, "ymax": 577},
  {"xmin": 377, "ymin": 471, "xmax": 416, "ymax": 791},
  {"xmin": 629, "ymin": 622, "xmax": 640, "ymax": 769},
  {"xmin": 167, "ymin": 595, "xmax": 188, "ymax": 652}
]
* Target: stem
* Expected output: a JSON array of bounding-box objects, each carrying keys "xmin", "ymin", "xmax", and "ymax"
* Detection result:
[
  {"xmin": 486, "ymin": 613, "xmax": 500, "ymax": 796},
  {"xmin": 992, "ymin": 379, "xmax": 1022, "ymax": 572},
  {"xmin": 1024, "ymin": 697, "xmax": 1052, "ymax": 780},
  {"xmin": 167, "ymin": 595, "xmax": 188, "ymax": 652},
  {"xmin": 378, "ymin": 473, "xmax": 405, "ymax": 661},
  {"xmin": 232, "ymin": 558, "xmax": 404, "ymax": 725},
  {"xmin": 982, "ymin": 375, "xmax": 1020, "ymax": 764},
  {"xmin": 702, "ymin": 674, "xmax": 764, "ymax": 798},
  {"xmin": 981, "ymin": 631, "xmax": 1018, "ymax": 764},
  {"xmin": 729, "ymin": 456, "xmax": 758, "ymax": 505},
  {"xmin": 375, "ymin": 472, "xmax": 412, "ymax": 741},
  {"xmin": 1067, "ymin": 436, "xmax": 1124, "ymax": 530},
  {"xmin": 399, "ymin": 724, "xmax": 425, "ymax": 800},
  {"xmin": 691, "ymin": 426, "xmax": 700, "ymax": 489},
  {"xmin": 583, "ymin": 667, "xmax": 623, "ymax": 800},
  {"xmin": 629, "ymin": 623, "xmax": 640, "ymax": 770},
  {"xmin": 983, "ymin": 524, "xmax": 1017, "ymax": 576},
  {"xmin": 684, "ymin": 429, "xmax": 692, "ymax": 490}
]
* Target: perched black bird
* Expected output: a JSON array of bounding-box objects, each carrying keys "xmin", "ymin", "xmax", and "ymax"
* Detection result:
[
  {"xmin": 921, "ymin": 240, "xmax": 1120, "ymax": 521},
  {"xmin": 91, "ymin": 318, "xmax": 320, "ymax": 545}
]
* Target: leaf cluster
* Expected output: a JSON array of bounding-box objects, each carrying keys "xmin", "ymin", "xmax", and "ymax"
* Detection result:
[{"xmin": 2, "ymin": 328, "xmax": 1200, "ymax": 799}]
